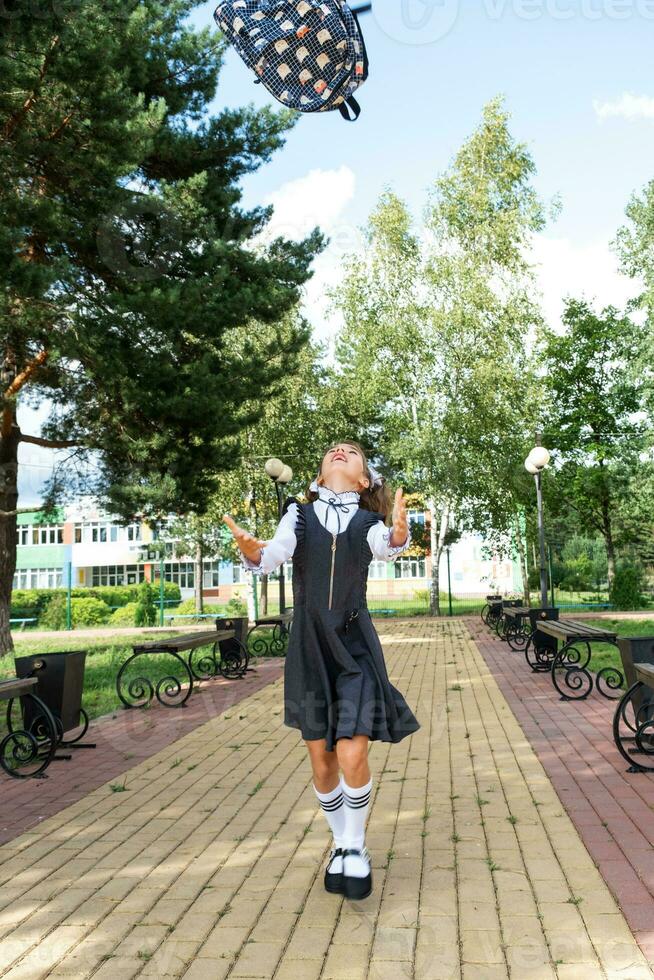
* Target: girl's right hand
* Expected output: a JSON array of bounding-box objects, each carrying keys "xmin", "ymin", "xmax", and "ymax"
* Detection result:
[{"xmin": 222, "ymin": 514, "xmax": 268, "ymax": 564}]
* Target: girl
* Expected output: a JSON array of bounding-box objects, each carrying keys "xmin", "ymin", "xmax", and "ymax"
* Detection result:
[{"xmin": 223, "ymin": 440, "xmax": 421, "ymax": 901}]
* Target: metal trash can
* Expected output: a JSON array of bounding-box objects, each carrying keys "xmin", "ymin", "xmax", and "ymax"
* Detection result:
[
  {"xmin": 529, "ymin": 607, "xmax": 560, "ymax": 659},
  {"xmin": 617, "ymin": 636, "xmax": 654, "ymax": 723},
  {"xmin": 14, "ymin": 650, "xmax": 87, "ymax": 736},
  {"xmin": 215, "ymin": 616, "xmax": 250, "ymax": 677}
]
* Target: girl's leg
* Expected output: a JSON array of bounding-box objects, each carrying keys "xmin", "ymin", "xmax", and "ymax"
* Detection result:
[
  {"xmin": 336, "ymin": 736, "xmax": 373, "ymax": 879},
  {"xmin": 305, "ymin": 737, "xmax": 340, "ymax": 792},
  {"xmin": 306, "ymin": 738, "xmax": 346, "ymax": 853}
]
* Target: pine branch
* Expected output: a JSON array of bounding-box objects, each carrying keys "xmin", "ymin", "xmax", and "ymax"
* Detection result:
[{"xmin": 19, "ymin": 433, "xmax": 81, "ymax": 449}]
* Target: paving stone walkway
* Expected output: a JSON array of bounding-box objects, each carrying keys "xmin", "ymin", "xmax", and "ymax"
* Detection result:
[
  {"xmin": 0, "ymin": 659, "xmax": 284, "ymax": 846},
  {"xmin": 468, "ymin": 615, "xmax": 654, "ymax": 969},
  {"xmin": 0, "ymin": 619, "xmax": 651, "ymax": 979}
]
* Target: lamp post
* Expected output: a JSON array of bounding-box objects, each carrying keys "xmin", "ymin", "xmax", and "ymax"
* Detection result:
[
  {"xmin": 264, "ymin": 457, "xmax": 293, "ymax": 613},
  {"xmin": 524, "ymin": 441, "xmax": 551, "ymax": 608}
]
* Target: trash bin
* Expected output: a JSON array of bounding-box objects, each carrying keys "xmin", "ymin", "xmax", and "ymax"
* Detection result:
[
  {"xmin": 215, "ymin": 616, "xmax": 249, "ymax": 677},
  {"xmin": 528, "ymin": 607, "xmax": 560, "ymax": 660},
  {"xmin": 617, "ymin": 636, "xmax": 654, "ymax": 724},
  {"xmin": 14, "ymin": 650, "xmax": 87, "ymax": 735}
]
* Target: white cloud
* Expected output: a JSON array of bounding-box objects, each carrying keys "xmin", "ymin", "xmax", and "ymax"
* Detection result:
[
  {"xmin": 593, "ymin": 92, "xmax": 654, "ymax": 122},
  {"xmin": 530, "ymin": 233, "xmax": 641, "ymax": 332},
  {"xmin": 259, "ymin": 166, "xmax": 362, "ymax": 354},
  {"xmin": 261, "ymin": 165, "xmax": 357, "ymax": 242}
]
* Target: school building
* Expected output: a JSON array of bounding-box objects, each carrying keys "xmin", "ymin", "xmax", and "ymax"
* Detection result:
[{"xmin": 12, "ymin": 499, "xmax": 522, "ymax": 603}]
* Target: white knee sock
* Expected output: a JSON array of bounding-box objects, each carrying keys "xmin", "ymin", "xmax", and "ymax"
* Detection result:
[
  {"xmin": 313, "ymin": 775, "xmax": 346, "ymax": 849},
  {"xmin": 342, "ymin": 775, "xmax": 373, "ymax": 876}
]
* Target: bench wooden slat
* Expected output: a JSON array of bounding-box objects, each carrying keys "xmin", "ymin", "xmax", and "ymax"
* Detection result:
[
  {"xmin": 503, "ymin": 606, "xmax": 530, "ymax": 617},
  {"xmin": 635, "ymin": 664, "xmax": 654, "ymax": 685},
  {"xmin": 254, "ymin": 612, "xmax": 293, "ymax": 626},
  {"xmin": 133, "ymin": 629, "xmax": 235, "ymax": 653},
  {"xmin": 537, "ymin": 619, "xmax": 617, "ymax": 642},
  {"xmin": 0, "ymin": 677, "xmax": 38, "ymax": 700}
]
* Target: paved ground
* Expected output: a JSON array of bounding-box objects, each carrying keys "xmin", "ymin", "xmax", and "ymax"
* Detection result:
[
  {"xmin": 0, "ymin": 619, "xmax": 651, "ymax": 979},
  {"xmin": 0, "ymin": 660, "xmax": 284, "ymax": 846},
  {"xmin": 468, "ymin": 615, "xmax": 654, "ymax": 969}
]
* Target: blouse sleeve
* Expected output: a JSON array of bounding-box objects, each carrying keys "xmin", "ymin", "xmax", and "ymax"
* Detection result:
[
  {"xmin": 240, "ymin": 502, "xmax": 298, "ymax": 576},
  {"xmin": 366, "ymin": 519, "xmax": 412, "ymax": 562}
]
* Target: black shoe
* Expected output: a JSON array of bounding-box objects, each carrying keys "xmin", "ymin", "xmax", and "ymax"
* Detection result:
[
  {"xmin": 324, "ymin": 846, "xmax": 345, "ymax": 894},
  {"xmin": 342, "ymin": 845, "xmax": 373, "ymax": 900}
]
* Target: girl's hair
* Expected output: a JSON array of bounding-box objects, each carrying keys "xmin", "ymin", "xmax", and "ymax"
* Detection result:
[{"xmin": 305, "ymin": 439, "xmax": 394, "ymax": 521}]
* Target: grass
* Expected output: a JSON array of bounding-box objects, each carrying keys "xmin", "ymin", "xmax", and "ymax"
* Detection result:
[
  {"xmin": 3, "ymin": 609, "xmax": 652, "ymax": 728},
  {"xmin": 1, "ymin": 629, "xmax": 271, "ymax": 724},
  {"xmin": 571, "ymin": 617, "xmax": 654, "ymax": 688}
]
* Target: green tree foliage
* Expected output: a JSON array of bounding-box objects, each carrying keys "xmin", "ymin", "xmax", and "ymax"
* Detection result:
[
  {"xmin": 330, "ymin": 97, "xmax": 552, "ymax": 611},
  {"xmin": 538, "ymin": 298, "xmax": 649, "ymax": 588},
  {"xmin": 0, "ymin": 0, "xmax": 323, "ymax": 652}
]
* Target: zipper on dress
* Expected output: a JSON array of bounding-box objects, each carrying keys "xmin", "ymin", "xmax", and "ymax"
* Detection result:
[{"xmin": 328, "ymin": 532, "xmax": 337, "ymax": 610}]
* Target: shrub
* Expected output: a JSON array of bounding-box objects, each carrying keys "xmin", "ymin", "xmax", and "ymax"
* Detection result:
[
  {"xmin": 110, "ymin": 602, "xmax": 140, "ymax": 627},
  {"xmin": 134, "ymin": 581, "xmax": 157, "ymax": 627},
  {"xmin": 610, "ymin": 561, "xmax": 648, "ymax": 611},
  {"xmin": 38, "ymin": 594, "xmax": 67, "ymax": 630},
  {"xmin": 224, "ymin": 596, "xmax": 248, "ymax": 616},
  {"xmin": 37, "ymin": 594, "xmax": 112, "ymax": 629}
]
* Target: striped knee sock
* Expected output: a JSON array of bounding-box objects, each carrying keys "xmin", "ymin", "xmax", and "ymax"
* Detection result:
[
  {"xmin": 313, "ymin": 775, "xmax": 346, "ymax": 849},
  {"xmin": 342, "ymin": 775, "xmax": 373, "ymax": 852}
]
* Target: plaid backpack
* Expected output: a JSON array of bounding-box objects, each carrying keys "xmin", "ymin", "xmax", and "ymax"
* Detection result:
[{"xmin": 213, "ymin": 0, "xmax": 369, "ymax": 121}]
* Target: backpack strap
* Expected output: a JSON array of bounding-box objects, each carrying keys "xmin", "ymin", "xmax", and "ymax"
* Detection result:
[{"xmin": 338, "ymin": 96, "xmax": 361, "ymax": 122}]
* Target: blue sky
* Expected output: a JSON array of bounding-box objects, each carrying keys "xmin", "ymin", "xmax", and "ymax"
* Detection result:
[
  {"xmin": 18, "ymin": 0, "xmax": 654, "ymax": 502},
  {"xmin": 190, "ymin": 0, "xmax": 654, "ymax": 244}
]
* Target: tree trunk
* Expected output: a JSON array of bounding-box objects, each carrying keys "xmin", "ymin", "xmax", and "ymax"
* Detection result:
[
  {"xmin": 260, "ymin": 574, "xmax": 268, "ymax": 615},
  {"xmin": 428, "ymin": 498, "xmax": 449, "ymax": 617},
  {"xmin": 599, "ymin": 469, "xmax": 616, "ymax": 594},
  {"xmin": 0, "ymin": 424, "xmax": 20, "ymax": 657}
]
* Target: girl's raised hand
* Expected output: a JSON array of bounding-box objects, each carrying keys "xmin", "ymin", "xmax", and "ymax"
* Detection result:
[
  {"xmin": 390, "ymin": 487, "xmax": 409, "ymax": 548},
  {"xmin": 223, "ymin": 514, "xmax": 268, "ymax": 564}
]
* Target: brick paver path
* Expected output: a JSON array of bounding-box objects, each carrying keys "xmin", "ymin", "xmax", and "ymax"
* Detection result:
[
  {"xmin": 468, "ymin": 615, "xmax": 654, "ymax": 971},
  {"xmin": 0, "ymin": 620, "xmax": 650, "ymax": 979},
  {"xmin": 0, "ymin": 660, "xmax": 284, "ymax": 846}
]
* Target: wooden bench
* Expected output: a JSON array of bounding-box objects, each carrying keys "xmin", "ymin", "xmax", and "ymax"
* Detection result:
[
  {"xmin": 500, "ymin": 605, "xmax": 533, "ymax": 650},
  {"xmin": 0, "ymin": 677, "xmax": 61, "ymax": 779},
  {"xmin": 10, "ymin": 618, "xmax": 37, "ymax": 631},
  {"xmin": 116, "ymin": 626, "xmax": 248, "ymax": 709},
  {"xmin": 247, "ymin": 611, "xmax": 294, "ymax": 655},
  {"xmin": 612, "ymin": 639, "xmax": 654, "ymax": 772},
  {"xmin": 534, "ymin": 618, "xmax": 624, "ymax": 701},
  {"xmin": 481, "ymin": 596, "xmax": 503, "ymax": 629},
  {"xmin": 491, "ymin": 600, "xmax": 523, "ymax": 641}
]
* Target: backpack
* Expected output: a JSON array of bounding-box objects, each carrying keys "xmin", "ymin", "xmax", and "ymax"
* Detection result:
[{"xmin": 213, "ymin": 0, "xmax": 369, "ymax": 121}]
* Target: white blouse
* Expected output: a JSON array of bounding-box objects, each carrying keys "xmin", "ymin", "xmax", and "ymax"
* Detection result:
[{"xmin": 241, "ymin": 484, "xmax": 412, "ymax": 576}]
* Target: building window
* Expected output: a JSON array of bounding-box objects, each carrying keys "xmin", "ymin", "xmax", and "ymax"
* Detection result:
[
  {"xmin": 17, "ymin": 524, "xmax": 64, "ymax": 546},
  {"xmin": 368, "ymin": 560, "xmax": 386, "ymax": 580},
  {"xmin": 13, "ymin": 567, "xmax": 63, "ymax": 589},
  {"xmin": 127, "ymin": 524, "xmax": 141, "ymax": 542},
  {"xmin": 203, "ymin": 561, "xmax": 220, "ymax": 588},
  {"xmin": 394, "ymin": 557, "xmax": 426, "ymax": 579},
  {"xmin": 74, "ymin": 524, "xmax": 82, "ymax": 543},
  {"xmin": 407, "ymin": 509, "xmax": 426, "ymax": 526},
  {"xmin": 153, "ymin": 562, "xmax": 195, "ymax": 588},
  {"xmin": 232, "ymin": 563, "xmax": 245, "ymax": 585},
  {"xmin": 91, "ymin": 564, "xmax": 146, "ymax": 586}
]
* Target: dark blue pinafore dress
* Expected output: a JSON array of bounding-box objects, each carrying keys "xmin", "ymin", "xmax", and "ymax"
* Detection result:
[{"xmin": 281, "ymin": 497, "xmax": 421, "ymax": 752}]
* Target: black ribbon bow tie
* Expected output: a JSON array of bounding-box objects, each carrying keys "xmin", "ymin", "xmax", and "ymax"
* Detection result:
[{"xmin": 324, "ymin": 493, "xmax": 355, "ymax": 537}]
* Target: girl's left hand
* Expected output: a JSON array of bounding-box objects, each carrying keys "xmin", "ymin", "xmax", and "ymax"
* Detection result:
[{"xmin": 390, "ymin": 487, "xmax": 409, "ymax": 548}]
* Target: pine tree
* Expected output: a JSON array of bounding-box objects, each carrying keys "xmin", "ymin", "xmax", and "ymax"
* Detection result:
[{"xmin": 0, "ymin": 0, "xmax": 323, "ymax": 653}]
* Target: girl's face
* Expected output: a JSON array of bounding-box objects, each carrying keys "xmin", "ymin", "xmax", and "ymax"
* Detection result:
[{"xmin": 319, "ymin": 443, "xmax": 369, "ymax": 491}]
